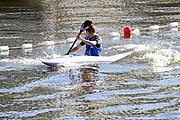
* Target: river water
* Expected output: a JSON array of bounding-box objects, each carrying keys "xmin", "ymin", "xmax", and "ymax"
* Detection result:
[{"xmin": 0, "ymin": 0, "xmax": 180, "ymax": 119}]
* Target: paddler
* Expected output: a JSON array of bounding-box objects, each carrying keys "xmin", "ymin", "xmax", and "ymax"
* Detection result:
[{"xmin": 68, "ymin": 24, "xmax": 102, "ymax": 56}]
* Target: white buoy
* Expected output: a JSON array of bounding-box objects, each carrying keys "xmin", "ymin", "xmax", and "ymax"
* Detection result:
[
  {"xmin": 132, "ymin": 28, "xmax": 140, "ymax": 35},
  {"xmin": 0, "ymin": 51, "xmax": 9, "ymax": 56},
  {"xmin": 169, "ymin": 22, "xmax": 179, "ymax": 27},
  {"xmin": 111, "ymin": 36, "xmax": 120, "ymax": 40},
  {"xmin": 22, "ymin": 49, "xmax": 32, "ymax": 55},
  {"xmin": 152, "ymin": 30, "xmax": 159, "ymax": 33},
  {"xmin": 21, "ymin": 44, "xmax": 33, "ymax": 49},
  {"xmin": 170, "ymin": 27, "xmax": 178, "ymax": 31},
  {"xmin": 43, "ymin": 41, "xmax": 55, "ymax": 46},
  {"xmin": 0, "ymin": 46, "xmax": 9, "ymax": 51},
  {"xmin": 148, "ymin": 25, "xmax": 159, "ymax": 30},
  {"xmin": 109, "ymin": 32, "xmax": 120, "ymax": 37}
]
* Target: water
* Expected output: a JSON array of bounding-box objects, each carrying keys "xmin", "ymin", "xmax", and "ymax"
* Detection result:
[{"xmin": 0, "ymin": 0, "xmax": 180, "ymax": 119}]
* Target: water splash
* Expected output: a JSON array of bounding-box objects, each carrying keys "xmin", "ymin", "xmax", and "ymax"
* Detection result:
[
  {"xmin": 0, "ymin": 58, "xmax": 43, "ymax": 70},
  {"xmin": 106, "ymin": 44, "xmax": 180, "ymax": 67},
  {"xmin": 143, "ymin": 49, "xmax": 180, "ymax": 67},
  {"xmin": 106, "ymin": 44, "xmax": 159, "ymax": 52}
]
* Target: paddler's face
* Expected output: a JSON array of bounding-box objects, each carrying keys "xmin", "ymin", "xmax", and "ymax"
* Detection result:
[{"xmin": 86, "ymin": 31, "xmax": 93, "ymax": 37}]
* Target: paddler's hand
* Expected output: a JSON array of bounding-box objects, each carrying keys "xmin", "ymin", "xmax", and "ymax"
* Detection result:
[{"xmin": 77, "ymin": 35, "xmax": 84, "ymax": 41}]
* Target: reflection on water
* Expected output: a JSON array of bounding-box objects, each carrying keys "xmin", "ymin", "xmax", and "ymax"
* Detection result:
[{"xmin": 0, "ymin": 0, "xmax": 180, "ymax": 119}]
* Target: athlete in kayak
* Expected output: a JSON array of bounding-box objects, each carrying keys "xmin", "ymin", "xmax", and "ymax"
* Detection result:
[{"xmin": 68, "ymin": 24, "xmax": 102, "ymax": 56}]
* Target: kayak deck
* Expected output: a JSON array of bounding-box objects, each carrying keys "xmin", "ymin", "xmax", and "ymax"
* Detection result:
[{"xmin": 42, "ymin": 51, "xmax": 133, "ymax": 67}]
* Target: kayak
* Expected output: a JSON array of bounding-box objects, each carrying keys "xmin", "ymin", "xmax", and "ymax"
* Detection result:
[{"xmin": 42, "ymin": 51, "xmax": 133, "ymax": 67}]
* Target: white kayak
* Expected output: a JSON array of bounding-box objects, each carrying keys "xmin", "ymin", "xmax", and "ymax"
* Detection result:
[{"xmin": 42, "ymin": 51, "xmax": 133, "ymax": 67}]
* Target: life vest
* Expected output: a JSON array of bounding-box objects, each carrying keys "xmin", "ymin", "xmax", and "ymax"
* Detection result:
[{"xmin": 84, "ymin": 35, "xmax": 102, "ymax": 56}]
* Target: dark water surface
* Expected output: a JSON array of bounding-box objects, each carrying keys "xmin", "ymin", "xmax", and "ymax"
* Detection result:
[{"xmin": 0, "ymin": 0, "xmax": 180, "ymax": 119}]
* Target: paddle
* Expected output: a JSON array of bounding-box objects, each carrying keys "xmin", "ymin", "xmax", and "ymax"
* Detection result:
[{"xmin": 66, "ymin": 20, "xmax": 92, "ymax": 55}]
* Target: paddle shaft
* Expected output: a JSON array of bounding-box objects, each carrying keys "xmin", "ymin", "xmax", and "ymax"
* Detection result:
[
  {"xmin": 66, "ymin": 32, "xmax": 81, "ymax": 55},
  {"xmin": 66, "ymin": 20, "xmax": 92, "ymax": 55}
]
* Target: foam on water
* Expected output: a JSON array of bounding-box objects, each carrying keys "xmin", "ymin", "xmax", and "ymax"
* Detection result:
[
  {"xmin": 0, "ymin": 50, "xmax": 62, "ymax": 70},
  {"xmin": 143, "ymin": 49, "xmax": 180, "ymax": 67},
  {"xmin": 0, "ymin": 57, "xmax": 43, "ymax": 70},
  {"xmin": 106, "ymin": 44, "xmax": 180, "ymax": 67}
]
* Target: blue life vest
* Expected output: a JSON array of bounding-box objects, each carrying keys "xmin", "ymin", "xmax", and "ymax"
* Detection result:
[{"xmin": 81, "ymin": 35, "xmax": 102, "ymax": 56}]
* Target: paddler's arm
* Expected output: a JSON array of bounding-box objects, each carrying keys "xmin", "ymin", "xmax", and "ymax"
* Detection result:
[
  {"xmin": 65, "ymin": 44, "xmax": 82, "ymax": 55},
  {"xmin": 77, "ymin": 35, "xmax": 97, "ymax": 46}
]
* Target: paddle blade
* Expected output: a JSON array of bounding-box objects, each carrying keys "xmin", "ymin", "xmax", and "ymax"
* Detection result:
[{"xmin": 80, "ymin": 20, "xmax": 92, "ymax": 32}]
